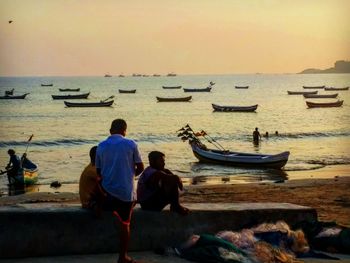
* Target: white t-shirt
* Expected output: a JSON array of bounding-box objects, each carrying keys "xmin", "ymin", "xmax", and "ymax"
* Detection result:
[{"xmin": 96, "ymin": 134, "xmax": 142, "ymax": 201}]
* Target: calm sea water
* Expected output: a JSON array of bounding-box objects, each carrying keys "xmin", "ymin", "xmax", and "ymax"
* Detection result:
[{"xmin": 0, "ymin": 74, "xmax": 349, "ymax": 193}]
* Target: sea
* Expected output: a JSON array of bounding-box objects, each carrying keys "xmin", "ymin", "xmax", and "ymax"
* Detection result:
[{"xmin": 0, "ymin": 74, "xmax": 349, "ymax": 194}]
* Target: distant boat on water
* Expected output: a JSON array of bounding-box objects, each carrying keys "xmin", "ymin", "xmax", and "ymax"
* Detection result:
[
  {"xmin": 324, "ymin": 87, "xmax": 349, "ymax": 91},
  {"xmin": 306, "ymin": 100, "xmax": 343, "ymax": 108},
  {"xmin": 212, "ymin": 103, "xmax": 258, "ymax": 112},
  {"xmin": 156, "ymin": 96, "xmax": 192, "ymax": 102},
  {"xmin": 64, "ymin": 100, "xmax": 114, "ymax": 107},
  {"xmin": 41, "ymin": 84, "xmax": 53, "ymax": 87},
  {"xmin": 184, "ymin": 87, "xmax": 211, "ymax": 92},
  {"xmin": 59, "ymin": 88, "xmax": 80, "ymax": 92},
  {"xmin": 235, "ymin": 86, "xmax": 249, "ymax": 89},
  {"xmin": 153, "ymin": 74, "xmax": 161, "ymax": 77},
  {"xmin": 287, "ymin": 90, "xmax": 318, "ymax": 95},
  {"xmin": 118, "ymin": 74, "xmax": 125, "ymax": 77},
  {"xmin": 119, "ymin": 89, "xmax": 136, "ymax": 93},
  {"xmin": 0, "ymin": 93, "xmax": 29, "ymax": 99},
  {"xmin": 303, "ymin": 85, "xmax": 325, "ymax": 89},
  {"xmin": 52, "ymin": 92, "xmax": 90, "ymax": 100},
  {"xmin": 167, "ymin": 73, "xmax": 177, "ymax": 77},
  {"xmin": 303, "ymin": 93, "xmax": 338, "ymax": 99},
  {"xmin": 132, "ymin": 74, "xmax": 142, "ymax": 77},
  {"xmin": 104, "ymin": 74, "xmax": 112, "ymax": 77}
]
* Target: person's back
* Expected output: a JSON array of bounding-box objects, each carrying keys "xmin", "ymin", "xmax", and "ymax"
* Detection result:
[
  {"xmin": 79, "ymin": 146, "xmax": 100, "ymax": 209},
  {"xmin": 6, "ymin": 149, "xmax": 21, "ymax": 183},
  {"xmin": 253, "ymin": 128, "xmax": 261, "ymax": 143}
]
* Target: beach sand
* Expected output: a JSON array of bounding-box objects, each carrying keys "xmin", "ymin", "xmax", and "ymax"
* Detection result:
[{"xmin": 1, "ymin": 165, "xmax": 349, "ymax": 227}]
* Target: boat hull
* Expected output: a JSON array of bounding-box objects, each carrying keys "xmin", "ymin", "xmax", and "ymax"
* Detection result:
[
  {"xmin": 64, "ymin": 100, "xmax": 114, "ymax": 107},
  {"xmin": 303, "ymin": 93, "xmax": 338, "ymax": 98},
  {"xmin": 59, "ymin": 88, "xmax": 80, "ymax": 92},
  {"xmin": 184, "ymin": 87, "xmax": 211, "ymax": 92},
  {"xmin": 52, "ymin": 92, "xmax": 90, "ymax": 100},
  {"xmin": 235, "ymin": 86, "xmax": 249, "ymax": 89},
  {"xmin": 212, "ymin": 103, "xmax": 258, "ymax": 112},
  {"xmin": 306, "ymin": 100, "xmax": 343, "ymax": 108},
  {"xmin": 0, "ymin": 93, "xmax": 29, "ymax": 99},
  {"xmin": 287, "ymin": 91, "xmax": 318, "ymax": 95},
  {"xmin": 156, "ymin": 96, "xmax": 192, "ymax": 102},
  {"xmin": 119, "ymin": 89, "xmax": 136, "ymax": 93},
  {"xmin": 191, "ymin": 143, "xmax": 289, "ymax": 169},
  {"xmin": 303, "ymin": 86, "xmax": 325, "ymax": 89},
  {"xmin": 162, "ymin": 86, "xmax": 182, "ymax": 89},
  {"xmin": 324, "ymin": 87, "xmax": 349, "ymax": 91}
]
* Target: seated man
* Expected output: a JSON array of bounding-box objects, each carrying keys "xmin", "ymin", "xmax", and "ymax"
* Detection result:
[
  {"xmin": 79, "ymin": 146, "xmax": 104, "ymax": 212},
  {"xmin": 137, "ymin": 151, "xmax": 189, "ymax": 215}
]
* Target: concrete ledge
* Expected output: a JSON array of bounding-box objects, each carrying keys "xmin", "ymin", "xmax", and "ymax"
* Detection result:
[{"xmin": 0, "ymin": 202, "xmax": 317, "ymax": 258}]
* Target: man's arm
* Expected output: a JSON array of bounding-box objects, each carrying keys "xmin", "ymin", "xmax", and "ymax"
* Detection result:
[{"xmin": 135, "ymin": 162, "xmax": 144, "ymax": 177}]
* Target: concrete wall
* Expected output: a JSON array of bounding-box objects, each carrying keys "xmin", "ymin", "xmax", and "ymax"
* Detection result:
[{"xmin": 0, "ymin": 202, "xmax": 317, "ymax": 258}]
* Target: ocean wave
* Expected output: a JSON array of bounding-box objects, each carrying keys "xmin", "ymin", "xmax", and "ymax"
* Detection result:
[{"xmin": 0, "ymin": 138, "xmax": 99, "ymax": 148}]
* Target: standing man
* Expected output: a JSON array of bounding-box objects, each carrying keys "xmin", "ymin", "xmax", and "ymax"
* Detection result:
[
  {"xmin": 253, "ymin": 127, "xmax": 261, "ymax": 145},
  {"xmin": 6, "ymin": 149, "xmax": 21, "ymax": 184},
  {"xmin": 96, "ymin": 119, "xmax": 144, "ymax": 263}
]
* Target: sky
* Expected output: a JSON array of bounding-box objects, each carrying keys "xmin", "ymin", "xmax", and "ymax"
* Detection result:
[{"xmin": 0, "ymin": 0, "xmax": 349, "ymax": 76}]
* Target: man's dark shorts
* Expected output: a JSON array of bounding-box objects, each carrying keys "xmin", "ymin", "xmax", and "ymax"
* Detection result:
[{"xmin": 102, "ymin": 191, "xmax": 135, "ymax": 224}]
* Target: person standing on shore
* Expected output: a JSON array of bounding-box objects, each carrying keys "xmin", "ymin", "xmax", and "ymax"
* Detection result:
[
  {"xmin": 137, "ymin": 151, "xmax": 189, "ymax": 215},
  {"xmin": 253, "ymin": 127, "xmax": 261, "ymax": 144},
  {"xmin": 96, "ymin": 119, "xmax": 144, "ymax": 263}
]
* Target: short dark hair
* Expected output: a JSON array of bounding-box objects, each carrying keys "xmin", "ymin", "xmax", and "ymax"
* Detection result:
[
  {"xmin": 110, "ymin": 119, "xmax": 127, "ymax": 134},
  {"xmin": 148, "ymin": 151, "xmax": 165, "ymax": 164},
  {"xmin": 89, "ymin": 146, "xmax": 97, "ymax": 165},
  {"xmin": 8, "ymin": 149, "xmax": 15, "ymax": 155}
]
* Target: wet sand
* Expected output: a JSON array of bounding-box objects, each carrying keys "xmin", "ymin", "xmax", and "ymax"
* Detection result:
[{"xmin": 0, "ymin": 165, "xmax": 349, "ymax": 227}]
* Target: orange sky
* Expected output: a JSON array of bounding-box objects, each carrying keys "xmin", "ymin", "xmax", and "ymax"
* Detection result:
[{"xmin": 0, "ymin": 0, "xmax": 349, "ymax": 76}]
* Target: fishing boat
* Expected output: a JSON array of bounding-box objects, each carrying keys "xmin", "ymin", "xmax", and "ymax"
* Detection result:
[
  {"xmin": 5, "ymin": 155, "xmax": 38, "ymax": 185},
  {"xmin": 41, "ymin": 84, "xmax": 53, "ymax": 87},
  {"xmin": 306, "ymin": 100, "xmax": 343, "ymax": 108},
  {"xmin": 303, "ymin": 85, "xmax": 325, "ymax": 89},
  {"xmin": 303, "ymin": 93, "xmax": 338, "ymax": 99},
  {"xmin": 183, "ymin": 87, "xmax": 212, "ymax": 92},
  {"xmin": 212, "ymin": 103, "xmax": 258, "ymax": 112},
  {"xmin": 162, "ymin": 85, "xmax": 182, "ymax": 89},
  {"xmin": 235, "ymin": 86, "xmax": 249, "ymax": 89},
  {"xmin": 119, "ymin": 89, "xmax": 136, "ymax": 93},
  {"xmin": 0, "ymin": 93, "xmax": 29, "ymax": 99},
  {"xmin": 156, "ymin": 96, "xmax": 192, "ymax": 102},
  {"xmin": 167, "ymin": 73, "xmax": 177, "ymax": 77},
  {"xmin": 324, "ymin": 87, "xmax": 349, "ymax": 91},
  {"xmin": 64, "ymin": 100, "xmax": 114, "ymax": 107},
  {"xmin": 178, "ymin": 125, "xmax": 290, "ymax": 169},
  {"xmin": 51, "ymin": 92, "xmax": 90, "ymax": 100},
  {"xmin": 5, "ymin": 88, "xmax": 14, "ymax": 95},
  {"xmin": 59, "ymin": 88, "xmax": 80, "ymax": 92},
  {"xmin": 287, "ymin": 90, "xmax": 318, "ymax": 95},
  {"xmin": 104, "ymin": 74, "xmax": 112, "ymax": 77}
]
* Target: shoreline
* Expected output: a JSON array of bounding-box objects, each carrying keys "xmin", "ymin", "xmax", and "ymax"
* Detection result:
[{"xmin": 0, "ymin": 164, "xmax": 349, "ymax": 227}]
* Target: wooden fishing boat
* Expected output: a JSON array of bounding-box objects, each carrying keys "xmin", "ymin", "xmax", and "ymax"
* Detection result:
[
  {"xmin": 303, "ymin": 93, "xmax": 338, "ymax": 99},
  {"xmin": 5, "ymin": 88, "xmax": 14, "ymax": 95},
  {"xmin": 167, "ymin": 73, "xmax": 177, "ymax": 77},
  {"xmin": 303, "ymin": 85, "xmax": 325, "ymax": 89},
  {"xmin": 7, "ymin": 156, "xmax": 38, "ymax": 185},
  {"xmin": 59, "ymin": 88, "xmax": 80, "ymax": 92},
  {"xmin": 119, "ymin": 89, "xmax": 136, "ymax": 93},
  {"xmin": 212, "ymin": 103, "xmax": 258, "ymax": 112},
  {"xmin": 41, "ymin": 84, "xmax": 53, "ymax": 86},
  {"xmin": 64, "ymin": 100, "xmax": 114, "ymax": 107},
  {"xmin": 183, "ymin": 87, "xmax": 212, "ymax": 92},
  {"xmin": 178, "ymin": 125, "xmax": 289, "ymax": 169},
  {"xmin": 235, "ymin": 86, "xmax": 249, "ymax": 89},
  {"xmin": 156, "ymin": 96, "xmax": 192, "ymax": 102},
  {"xmin": 287, "ymin": 90, "xmax": 318, "ymax": 95},
  {"xmin": 324, "ymin": 87, "xmax": 349, "ymax": 91},
  {"xmin": 162, "ymin": 85, "xmax": 182, "ymax": 89},
  {"xmin": 0, "ymin": 93, "xmax": 29, "ymax": 99},
  {"xmin": 306, "ymin": 100, "xmax": 343, "ymax": 108},
  {"xmin": 52, "ymin": 92, "xmax": 90, "ymax": 100}
]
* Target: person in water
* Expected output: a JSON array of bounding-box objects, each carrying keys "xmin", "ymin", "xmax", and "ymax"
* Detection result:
[
  {"xmin": 79, "ymin": 146, "xmax": 104, "ymax": 215},
  {"xmin": 253, "ymin": 127, "xmax": 261, "ymax": 144},
  {"xmin": 264, "ymin": 131, "xmax": 269, "ymax": 138},
  {"xmin": 96, "ymin": 119, "xmax": 144, "ymax": 263},
  {"xmin": 137, "ymin": 151, "xmax": 189, "ymax": 215},
  {"xmin": 6, "ymin": 149, "xmax": 21, "ymax": 184}
]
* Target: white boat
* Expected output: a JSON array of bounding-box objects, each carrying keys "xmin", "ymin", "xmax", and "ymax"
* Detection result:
[{"xmin": 178, "ymin": 125, "xmax": 290, "ymax": 169}]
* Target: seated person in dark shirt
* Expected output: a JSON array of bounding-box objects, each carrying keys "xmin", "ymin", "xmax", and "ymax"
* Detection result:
[{"xmin": 137, "ymin": 151, "xmax": 189, "ymax": 215}]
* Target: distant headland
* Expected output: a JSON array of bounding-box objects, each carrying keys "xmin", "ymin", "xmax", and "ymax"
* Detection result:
[{"xmin": 299, "ymin": 60, "xmax": 350, "ymax": 74}]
